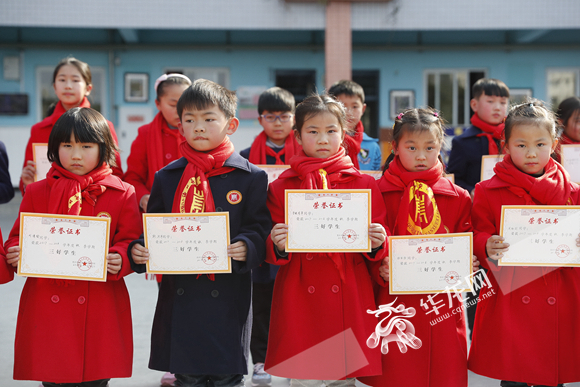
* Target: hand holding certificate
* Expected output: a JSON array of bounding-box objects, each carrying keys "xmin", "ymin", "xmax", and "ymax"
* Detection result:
[
  {"xmin": 144, "ymin": 213, "xmax": 231, "ymax": 274},
  {"xmin": 18, "ymin": 213, "xmax": 110, "ymax": 282},
  {"xmin": 499, "ymin": 205, "xmax": 580, "ymax": 266},
  {"xmin": 33, "ymin": 143, "xmax": 50, "ymax": 182}
]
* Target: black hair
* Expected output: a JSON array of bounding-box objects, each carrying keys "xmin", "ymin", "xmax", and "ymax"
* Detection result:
[
  {"xmin": 328, "ymin": 79, "xmax": 365, "ymax": 104},
  {"xmin": 52, "ymin": 57, "xmax": 91, "ymax": 85},
  {"xmin": 293, "ymin": 93, "xmax": 349, "ymax": 138},
  {"xmin": 557, "ymin": 96, "xmax": 580, "ymax": 129},
  {"xmin": 177, "ymin": 79, "xmax": 237, "ymax": 119},
  {"xmin": 47, "ymin": 107, "xmax": 118, "ymax": 168},
  {"xmin": 156, "ymin": 75, "xmax": 192, "ymax": 101},
  {"xmin": 472, "ymin": 78, "xmax": 510, "ymax": 100},
  {"xmin": 504, "ymin": 98, "xmax": 557, "ymax": 145},
  {"xmin": 258, "ymin": 87, "xmax": 295, "ymax": 115}
]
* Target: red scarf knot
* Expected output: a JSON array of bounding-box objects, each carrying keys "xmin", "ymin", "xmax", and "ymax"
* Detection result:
[
  {"xmin": 342, "ymin": 121, "xmax": 364, "ymax": 169},
  {"xmin": 472, "ymin": 113, "xmax": 504, "ymax": 155},
  {"xmin": 248, "ymin": 130, "xmax": 301, "ymax": 165}
]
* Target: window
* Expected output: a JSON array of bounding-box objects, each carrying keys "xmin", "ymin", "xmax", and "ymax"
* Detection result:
[
  {"xmin": 166, "ymin": 67, "xmax": 230, "ymax": 89},
  {"xmin": 275, "ymin": 70, "xmax": 316, "ymax": 105},
  {"xmin": 36, "ymin": 66, "xmax": 106, "ymax": 120},
  {"xmin": 547, "ymin": 68, "xmax": 579, "ymax": 110},
  {"xmin": 425, "ymin": 69, "xmax": 485, "ymax": 126},
  {"xmin": 353, "ymin": 70, "xmax": 380, "ymax": 138}
]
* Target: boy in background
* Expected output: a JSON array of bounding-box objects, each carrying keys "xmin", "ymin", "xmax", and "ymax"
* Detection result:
[{"xmin": 329, "ymin": 80, "xmax": 381, "ymax": 170}]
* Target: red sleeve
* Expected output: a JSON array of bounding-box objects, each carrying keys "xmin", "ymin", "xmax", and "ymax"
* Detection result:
[
  {"xmin": 265, "ymin": 180, "xmax": 292, "ymax": 266},
  {"xmin": 0, "ymin": 233, "xmax": 13, "ymax": 284},
  {"xmin": 107, "ymin": 184, "xmax": 142, "ymax": 281},
  {"xmin": 123, "ymin": 126, "xmax": 151, "ymax": 204},
  {"xmin": 107, "ymin": 121, "xmax": 124, "ymax": 177},
  {"xmin": 472, "ymin": 183, "xmax": 500, "ymax": 272}
]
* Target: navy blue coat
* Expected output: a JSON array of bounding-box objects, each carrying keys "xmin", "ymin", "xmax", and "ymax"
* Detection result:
[
  {"xmin": 447, "ymin": 125, "xmax": 500, "ymax": 193},
  {"xmin": 238, "ymin": 147, "xmax": 282, "ymax": 283},
  {"xmin": 128, "ymin": 152, "xmax": 271, "ymax": 375},
  {"xmin": 0, "ymin": 141, "xmax": 14, "ymax": 204}
]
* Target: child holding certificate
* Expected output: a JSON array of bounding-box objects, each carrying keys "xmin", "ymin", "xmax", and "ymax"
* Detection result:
[
  {"xmin": 553, "ymin": 96, "xmax": 580, "ymax": 163},
  {"xmin": 4, "ymin": 107, "xmax": 141, "ymax": 386},
  {"xmin": 128, "ymin": 79, "xmax": 271, "ymax": 387},
  {"xmin": 468, "ymin": 100, "xmax": 580, "ymax": 387},
  {"xmin": 20, "ymin": 57, "xmax": 123, "ymax": 193},
  {"xmin": 359, "ymin": 108, "xmax": 476, "ymax": 387},
  {"xmin": 266, "ymin": 94, "xmax": 388, "ymax": 386}
]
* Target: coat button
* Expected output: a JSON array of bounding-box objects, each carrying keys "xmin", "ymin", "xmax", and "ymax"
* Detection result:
[
  {"xmin": 51, "ymin": 295, "xmax": 59, "ymax": 303},
  {"xmin": 165, "ymin": 153, "xmax": 172, "ymax": 159},
  {"xmin": 331, "ymin": 285, "xmax": 340, "ymax": 293},
  {"xmin": 306, "ymin": 254, "xmax": 313, "ymax": 261},
  {"xmin": 78, "ymin": 296, "xmax": 86, "ymax": 304},
  {"xmin": 547, "ymin": 297, "xmax": 556, "ymax": 305},
  {"xmin": 220, "ymin": 174, "xmax": 228, "ymax": 179},
  {"xmin": 216, "ymin": 207, "xmax": 223, "ymax": 212},
  {"xmin": 177, "ymin": 288, "xmax": 184, "ymax": 295},
  {"xmin": 308, "ymin": 286, "xmax": 315, "ymax": 294},
  {"xmin": 211, "ymin": 290, "xmax": 219, "ymax": 298},
  {"xmin": 522, "ymin": 296, "xmax": 530, "ymax": 304}
]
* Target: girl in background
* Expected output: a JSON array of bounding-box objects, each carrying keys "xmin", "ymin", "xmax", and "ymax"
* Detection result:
[{"xmin": 554, "ymin": 96, "xmax": 580, "ymax": 163}]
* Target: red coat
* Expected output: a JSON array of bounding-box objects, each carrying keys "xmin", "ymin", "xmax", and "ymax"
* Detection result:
[
  {"xmin": 5, "ymin": 175, "xmax": 141, "ymax": 383},
  {"xmin": 360, "ymin": 177, "xmax": 472, "ymax": 387},
  {"xmin": 20, "ymin": 99, "xmax": 123, "ymax": 192},
  {"xmin": 0, "ymin": 232, "xmax": 13, "ymax": 284},
  {"xmin": 124, "ymin": 112, "xmax": 184, "ymax": 204},
  {"xmin": 264, "ymin": 173, "xmax": 387, "ymax": 380},
  {"xmin": 468, "ymin": 177, "xmax": 580, "ymax": 385}
]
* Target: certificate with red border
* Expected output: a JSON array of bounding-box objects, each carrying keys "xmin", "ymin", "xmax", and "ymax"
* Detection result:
[
  {"xmin": 256, "ymin": 165, "xmax": 290, "ymax": 185},
  {"xmin": 32, "ymin": 143, "xmax": 50, "ymax": 182},
  {"xmin": 561, "ymin": 144, "xmax": 580, "ymax": 184},
  {"xmin": 144, "ymin": 212, "xmax": 231, "ymax": 274},
  {"xmin": 499, "ymin": 205, "xmax": 580, "ymax": 267},
  {"xmin": 480, "ymin": 154, "xmax": 503, "ymax": 181},
  {"xmin": 285, "ymin": 189, "xmax": 371, "ymax": 252},
  {"xmin": 18, "ymin": 213, "xmax": 110, "ymax": 282},
  {"xmin": 444, "ymin": 173, "xmax": 455, "ymax": 184},
  {"xmin": 389, "ymin": 233, "xmax": 473, "ymax": 294}
]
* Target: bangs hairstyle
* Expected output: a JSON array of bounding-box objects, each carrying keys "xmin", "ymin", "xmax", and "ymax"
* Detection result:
[
  {"xmin": 294, "ymin": 93, "xmax": 349, "ymax": 135},
  {"xmin": 156, "ymin": 75, "xmax": 192, "ymax": 100},
  {"xmin": 557, "ymin": 96, "xmax": 580, "ymax": 128},
  {"xmin": 472, "ymin": 78, "xmax": 509, "ymax": 99},
  {"xmin": 504, "ymin": 98, "xmax": 557, "ymax": 144},
  {"xmin": 258, "ymin": 87, "xmax": 295, "ymax": 114},
  {"xmin": 47, "ymin": 107, "xmax": 118, "ymax": 167},
  {"xmin": 177, "ymin": 79, "xmax": 237, "ymax": 119},
  {"xmin": 384, "ymin": 107, "xmax": 446, "ymax": 171},
  {"xmin": 52, "ymin": 57, "xmax": 92, "ymax": 85},
  {"xmin": 328, "ymin": 79, "xmax": 365, "ymax": 104}
]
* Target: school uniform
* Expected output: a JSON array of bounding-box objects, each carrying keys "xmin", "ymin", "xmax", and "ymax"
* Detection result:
[
  {"xmin": 358, "ymin": 132, "xmax": 382, "ymax": 171},
  {"xmin": 128, "ymin": 149, "xmax": 271, "ymax": 376},
  {"xmin": 359, "ymin": 157, "xmax": 471, "ymax": 387},
  {"xmin": 5, "ymin": 165, "xmax": 141, "ymax": 383},
  {"xmin": 20, "ymin": 98, "xmax": 123, "ymax": 192},
  {"xmin": 264, "ymin": 149, "xmax": 386, "ymax": 381},
  {"xmin": 469, "ymin": 155, "xmax": 580, "ymax": 386}
]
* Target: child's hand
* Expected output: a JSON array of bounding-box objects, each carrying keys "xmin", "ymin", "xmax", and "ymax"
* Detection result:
[
  {"xmin": 140, "ymin": 194, "xmax": 150, "ymax": 212},
  {"xmin": 486, "ymin": 235, "xmax": 509, "ymax": 260},
  {"xmin": 131, "ymin": 243, "xmax": 149, "ymax": 264},
  {"xmin": 369, "ymin": 223, "xmax": 386, "ymax": 249},
  {"xmin": 271, "ymin": 223, "xmax": 288, "ymax": 253},
  {"xmin": 21, "ymin": 161, "xmax": 36, "ymax": 187},
  {"xmin": 107, "ymin": 253, "xmax": 122, "ymax": 274},
  {"xmin": 472, "ymin": 255, "xmax": 480, "ymax": 272},
  {"xmin": 228, "ymin": 241, "xmax": 247, "ymax": 262},
  {"xmin": 378, "ymin": 256, "xmax": 389, "ymax": 282},
  {"xmin": 6, "ymin": 246, "xmax": 21, "ymax": 268}
]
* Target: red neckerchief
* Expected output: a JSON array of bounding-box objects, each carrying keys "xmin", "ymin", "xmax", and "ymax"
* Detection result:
[
  {"xmin": 342, "ymin": 121, "xmax": 364, "ymax": 169},
  {"xmin": 172, "ymin": 138, "xmax": 235, "ymax": 281},
  {"xmin": 51, "ymin": 97, "xmax": 91, "ymax": 126},
  {"xmin": 147, "ymin": 112, "xmax": 184, "ymax": 187},
  {"xmin": 472, "ymin": 113, "xmax": 504, "ymax": 155},
  {"xmin": 281, "ymin": 148, "xmax": 358, "ymax": 281},
  {"xmin": 380, "ymin": 156, "xmax": 446, "ymax": 235},
  {"xmin": 248, "ymin": 130, "xmax": 301, "ymax": 165},
  {"xmin": 47, "ymin": 162, "xmax": 112, "ymax": 216},
  {"xmin": 493, "ymin": 155, "xmax": 574, "ymax": 205}
]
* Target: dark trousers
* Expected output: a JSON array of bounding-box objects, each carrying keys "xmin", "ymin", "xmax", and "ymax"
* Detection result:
[
  {"xmin": 42, "ymin": 379, "xmax": 109, "ymax": 387},
  {"xmin": 250, "ymin": 280, "xmax": 275, "ymax": 364},
  {"xmin": 175, "ymin": 373, "xmax": 244, "ymax": 387},
  {"xmin": 501, "ymin": 381, "xmax": 563, "ymax": 387}
]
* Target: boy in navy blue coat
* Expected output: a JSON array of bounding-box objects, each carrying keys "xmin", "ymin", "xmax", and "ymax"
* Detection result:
[
  {"xmin": 129, "ymin": 79, "xmax": 271, "ymax": 387},
  {"xmin": 447, "ymin": 78, "xmax": 510, "ymax": 196}
]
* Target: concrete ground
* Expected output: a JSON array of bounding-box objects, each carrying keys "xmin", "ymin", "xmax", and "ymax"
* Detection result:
[{"xmin": 0, "ymin": 192, "xmax": 576, "ymax": 387}]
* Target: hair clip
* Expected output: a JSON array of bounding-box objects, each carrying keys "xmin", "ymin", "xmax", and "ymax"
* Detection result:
[
  {"xmin": 397, "ymin": 112, "xmax": 404, "ymax": 120},
  {"xmin": 529, "ymin": 102, "xmax": 534, "ymax": 107},
  {"xmin": 433, "ymin": 112, "xmax": 439, "ymax": 117},
  {"xmin": 154, "ymin": 73, "xmax": 192, "ymax": 93}
]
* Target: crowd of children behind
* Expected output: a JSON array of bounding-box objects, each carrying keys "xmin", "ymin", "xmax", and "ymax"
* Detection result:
[{"xmin": 2, "ymin": 56, "xmax": 580, "ymax": 387}]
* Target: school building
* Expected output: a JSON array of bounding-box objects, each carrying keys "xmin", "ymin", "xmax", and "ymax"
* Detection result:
[{"xmin": 0, "ymin": 0, "xmax": 579, "ymax": 186}]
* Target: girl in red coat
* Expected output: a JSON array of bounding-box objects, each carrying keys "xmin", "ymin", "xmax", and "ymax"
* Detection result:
[
  {"xmin": 359, "ymin": 108, "xmax": 478, "ymax": 387},
  {"xmin": 20, "ymin": 57, "xmax": 123, "ymax": 193},
  {"xmin": 265, "ymin": 94, "xmax": 388, "ymax": 386},
  {"xmin": 468, "ymin": 100, "xmax": 580, "ymax": 387},
  {"xmin": 124, "ymin": 73, "xmax": 192, "ymax": 212},
  {"xmin": 5, "ymin": 107, "xmax": 141, "ymax": 387},
  {"xmin": 553, "ymin": 96, "xmax": 580, "ymax": 163}
]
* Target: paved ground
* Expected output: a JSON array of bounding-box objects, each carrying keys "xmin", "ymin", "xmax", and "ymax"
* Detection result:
[{"xmin": 0, "ymin": 192, "xmax": 575, "ymax": 387}]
